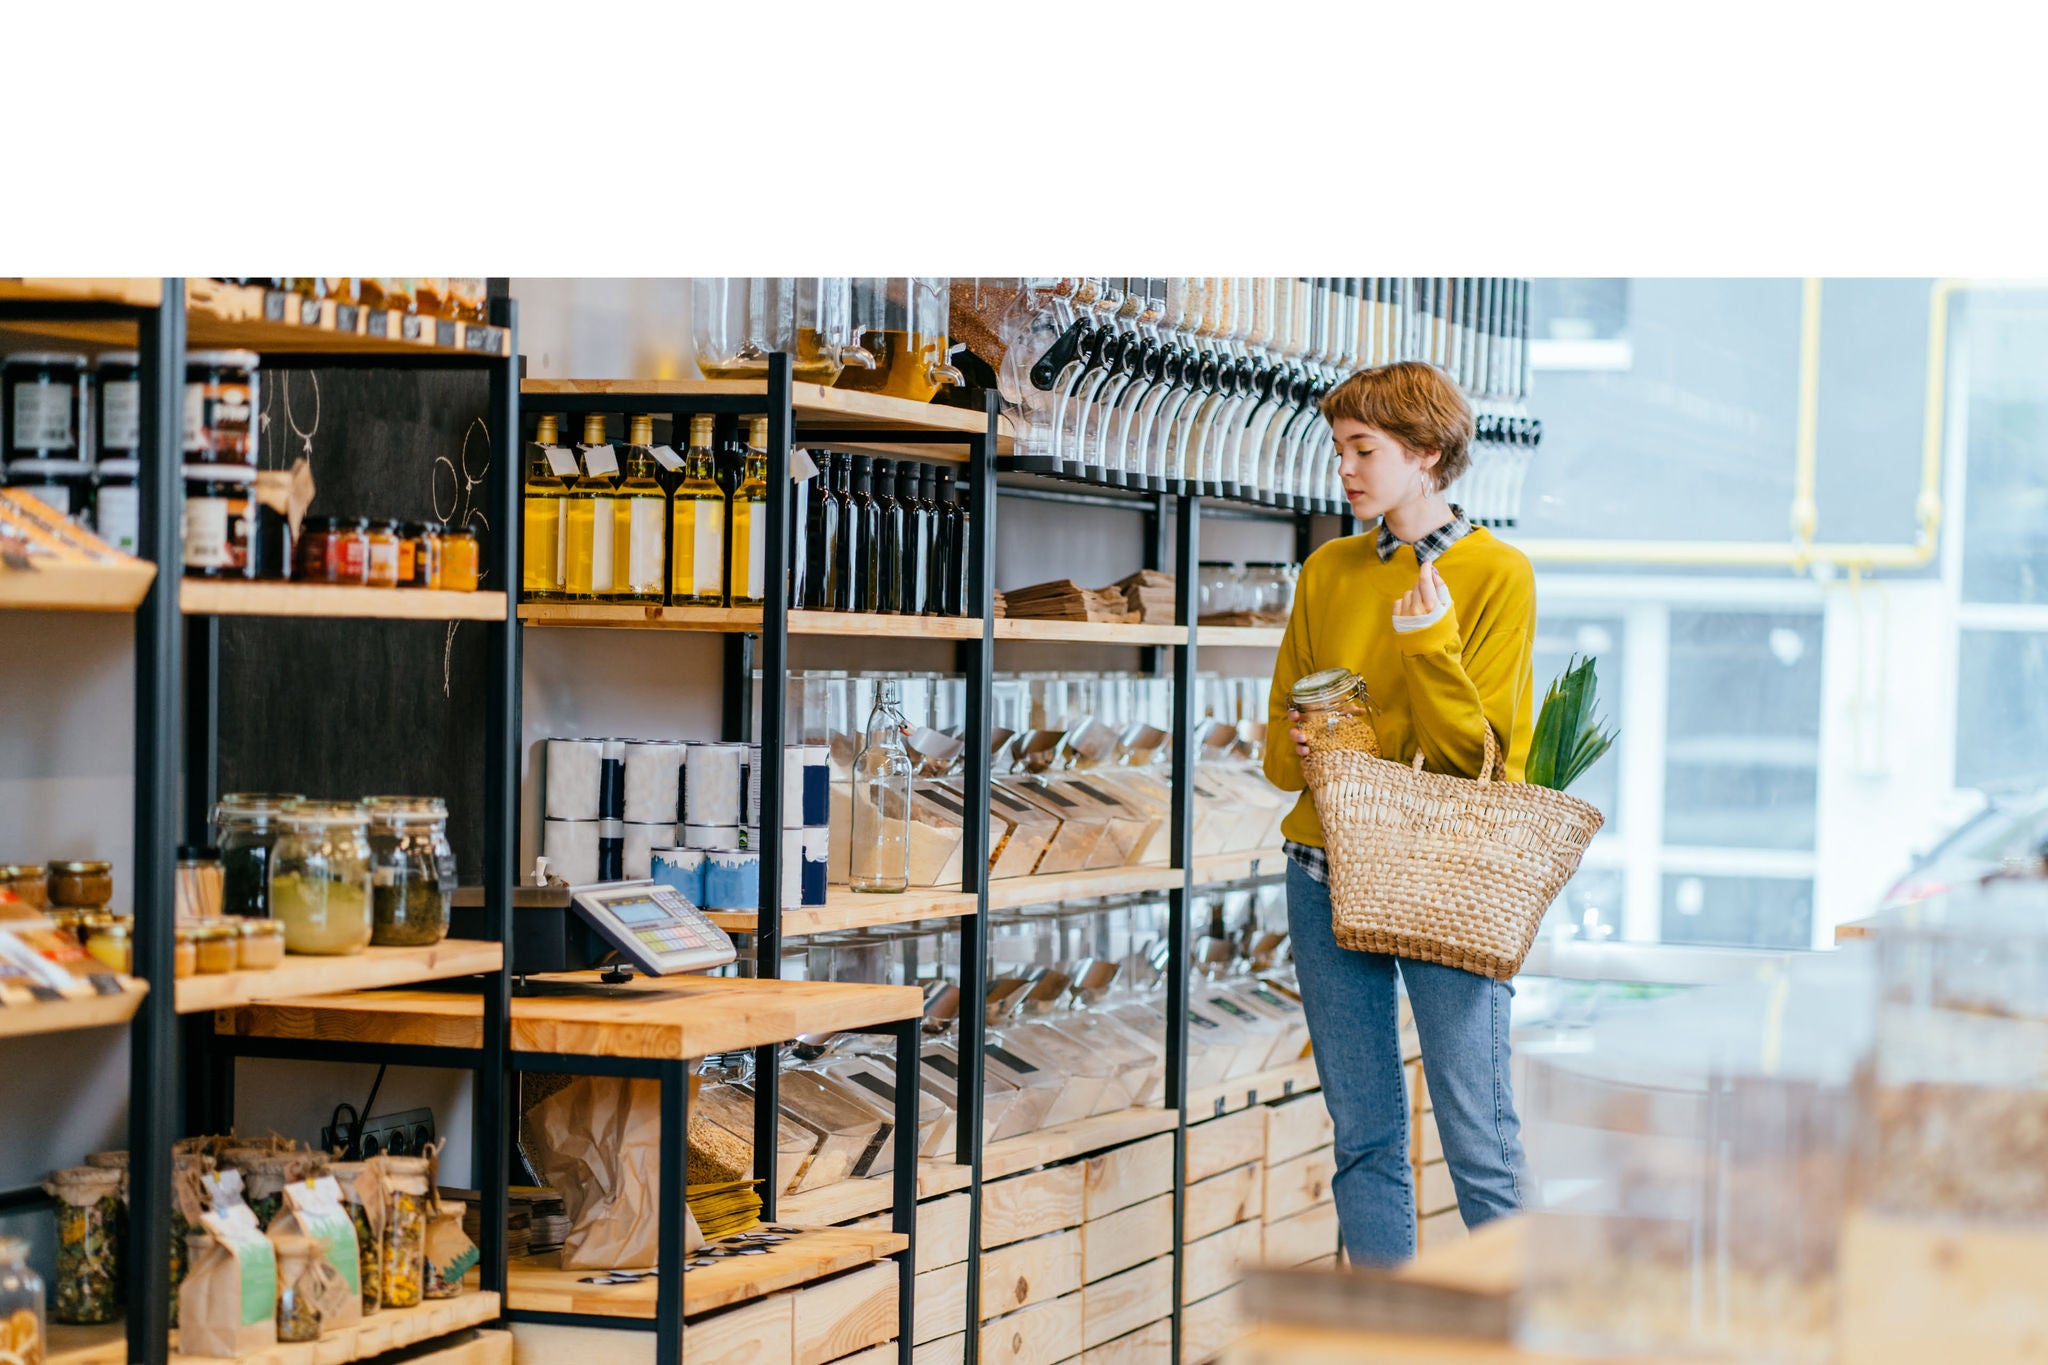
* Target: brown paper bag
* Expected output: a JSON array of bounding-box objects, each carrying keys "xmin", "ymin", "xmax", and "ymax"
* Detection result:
[
  {"xmin": 274, "ymin": 1176, "xmax": 364, "ymax": 1329},
  {"xmin": 181, "ymin": 1178, "xmax": 278, "ymax": 1358},
  {"xmin": 529, "ymin": 1075, "xmax": 705, "ymax": 1269}
]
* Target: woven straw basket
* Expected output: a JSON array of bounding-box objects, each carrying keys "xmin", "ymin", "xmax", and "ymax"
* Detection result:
[{"xmin": 1301, "ymin": 726, "xmax": 1605, "ymax": 980}]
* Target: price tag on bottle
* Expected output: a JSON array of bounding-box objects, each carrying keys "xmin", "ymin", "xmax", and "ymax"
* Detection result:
[
  {"xmin": 542, "ymin": 445, "xmax": 580, "ymax": 478},
  {"xmin": 791, "ymin": 447, "xmax": 822, "ymax": 482},
  {"xmin": 582, "ymin": 444, "xmax": 620, "ymax": 477},
  {"xmin": 648, "ymin": 444, "xmax": 685, "ymax": 472}
]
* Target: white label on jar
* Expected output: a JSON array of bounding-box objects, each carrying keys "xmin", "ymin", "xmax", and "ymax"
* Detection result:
[
  {"xmin": 11, "ymin": 382, "xmax": 73, "ymax": 451},
  {"xmin": 745, "ymin": 503, "xmax": 765, "ymax": 600},
  {"xmin": 369, "ymin": 538, "xmax": 399, "ymax": 581},
  {"xmin": 590, "ymin": 496, "xmax": 616, "ymax": 589},
  {"xmin": 182, "ymin": 382, "xmax": 206, "ymax": 451},
  {"xmin": 98, "ymin": 483, "xmax": 140, "ymax": 554},
  {"xmin": 692, "ymin": 501, "xmax": 723, "ymax": 597},
  {"xmin": 14, "ymin": 483, "xmax": 73, "ymax": 516},
  {"xmin": 102, "ymin": 379, "xmax": 141, "ymax": 452},
  {"xmin": 184, "ymin": 494, "xmax": 231, "ymax": 567},
  {"xmin": 628, "ymin": 498, "xmax": 666, "ymax": 594}
]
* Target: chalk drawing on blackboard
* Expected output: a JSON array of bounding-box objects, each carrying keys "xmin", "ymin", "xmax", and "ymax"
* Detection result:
[{"xmin": 436, "ymin": 417, "xmax": 492, "ymax": 696}]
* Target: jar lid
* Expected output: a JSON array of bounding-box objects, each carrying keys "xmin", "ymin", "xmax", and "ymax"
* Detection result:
[
  {"xmin": 238, "ymin": 920, "xmax": 285, "ymax": 939},
  {"xmin": 88, "ymin": 921, "xmax": 132, "ymax": 942},
  {"xmin": 96, "ymin": 351, "xmax": 140, "ymax": 369},
  {"xmin": 97, "ymin": 459, "xmax": 141, "ymax": 478},
  {"xmin": 4, "ymin": 352, "xmax": 89, "ymax": 369},
  {"xmin": 48, "ymin": 859, "xmax": 113, "ymax": 875},
  {"xmin": 7, "ymin": 460, "xmax": 95, "ymax": 478},
  {"xmin": 183, "ymin": 463, "xmax": 257, "ymax": 485},
  {"xmin": 1289, "ymin": 667, "xmax": 1364, "ymax": 708},
  {"xmin": 400, "ymin": 520, "xmax": 429, "ymax": 536},
  {"xmin": 185, "ymin": 349, "xmax": 261, "ymax": 370},
  {"xmin": 215, "ymin": 793, "xmax": 303, "ymax": 819},
  {"xmin": 370, "ymin": 518, "xmax": 402, "ymax": 532},
  {"xmin": 281, "ymin": 799, "xmax": 368, "ymax": 826},
  {"xmin": 175, "ymin": 924, "xmax": 202, "ymax": 943},
  {"xmin": 194, "ymin": 923, "xmax": 239, "ymax": 942},
  {"xmin": 364, "ymin": 795, "xmax": 448, "ymax": 819},
  {"xmin": 417, "ymin": 520, "xmax": 449, "ymax": 534},
  {"xmin": 0, "ymin": 864, "xmax": 28, "ymax": 879}
]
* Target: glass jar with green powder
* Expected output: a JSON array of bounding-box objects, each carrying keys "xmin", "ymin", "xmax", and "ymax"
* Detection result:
[
  {"xmin": 269, "ymin": 801, "xmax": 373, "ymax": 955},
  {"xmin": 214, "ymin": 792, "xmax": 303, "ymax": 918},
  {"xmin": 364, "ymin": 796, "xmax": 454, "ymax": 947}
]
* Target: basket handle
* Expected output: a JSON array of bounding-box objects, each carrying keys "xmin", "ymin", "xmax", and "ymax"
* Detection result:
[{"xmin": 1409, "ymin": 724, "xmax": 1506, "ymax": 787}]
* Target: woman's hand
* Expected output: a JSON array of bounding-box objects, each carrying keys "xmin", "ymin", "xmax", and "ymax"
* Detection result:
[
  {"xmin": 1395, "ymin": 562, "xmax": 1445, "ymax": 620},
  {"xmin": 1288, "ymin": 707, "xmax": 1309, "ymax": 760}
]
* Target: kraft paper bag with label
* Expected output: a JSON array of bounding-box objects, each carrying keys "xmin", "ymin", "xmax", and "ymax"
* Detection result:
[{"xmin": 530, "ymin": 1075, "xmax": 705, "ymax": 1269}]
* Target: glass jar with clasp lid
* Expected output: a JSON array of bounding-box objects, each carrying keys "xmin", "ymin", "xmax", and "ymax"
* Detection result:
[
  {"xmin": 1287, "ymin": 667, "xmax": 1379, "ymax": 757},
  {"xmin": 214, "ymin": 793, "xmax": 303, "ymax": 918},
  {"xmin": 0, "ymin": 1234, "xmax": 46, "ymax": 1361},
  {"xmin": 269, "ymin": 800, "xmax": 373, "ymax": 955},
  {"xmin": 363, "ymin": 796, "xmax": 454, "ymax": 946}
]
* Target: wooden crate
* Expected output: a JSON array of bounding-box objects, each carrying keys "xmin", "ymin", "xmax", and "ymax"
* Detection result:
[
  {"xmin": 984, "ymin": 1162, "xmax": 1088, "ymax": 1247},
  {"xmin": 1084, "ymin": 1132, "xmax": 1176, "ymax": 1218},
  {"xmin": 1182, "ymin": 1219, "xmax": 1263, "ymax": 1305},
  {"xmin": 1261, "ymin": 1146, "xmax": 1335, "ymax": 1226},
  {"xmin": 1081, "ymin": 1316, "xmax": 1172, "ymax": 1365},
  {"xmin": 1081, "ymin": 1256, "xmax": 1173, "ymax": 1352},
  {"xmin": 795, "ymin": 1262, "xmax": 900, "ymax": 1365},
  {"xmin": 509, "ymin": 1322, "xmax": 654, "ymax": 1365},
  {"xmin": 823, "ymin": 1343, "xmax": 899, "ymax": 1365},
  {"xmin": 688, "ymin": 1292, "xmax": 798, "ymax": 1365},
  {"xmin": 1082, "ymin": 1193, "xmax": 1173, "ymax": 1284},
  {"xmin": 850, "ymin": 1191, "xmax": 974, "ymax": 1273},
  {"xmin": 981, "ymin": 1227, "xmax": 1084, "ymax": 1319},
  {"xmin": 1186, "ymin": 1107, "xmax": 1265, "ymax": 1185},
  {"xmin": 1261, "ymin": 1092, "xmax": 1332, "ymax": 1168},
  {"xmin": 913, "ymin": 1332, "xmax": 966, "ymax": 1365},
  {"xmin": 414, "ymin": 1331, "xmax": 512, "ymax": 1365},
  {"xmin": 1180, "ymin": 1285, "xmax": 1246, "ymax": 1365},
  {"xmin": 1261, "ymin": 1202, "xmax": 1340, "ymax": 1269},
  {"xmin": 1183, "ymin": 1161, "xmax": 1264, "ymax": 1244},
  {"xmin": 915, "ymin": 1262, "xmax": 969, "ymax": 1346},
  {"xmin": 979, "ymin": 1290, "xmax": 1086, "ymax": 1365}
]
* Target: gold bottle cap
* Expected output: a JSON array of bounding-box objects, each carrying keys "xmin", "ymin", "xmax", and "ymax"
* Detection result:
[
  {"xmin": 628, "ymin": 415, "xmax": 654, "ymax": 446},
  {"xmin": 535, "ymin": 414, "xmax": 560, "ymax": 444},
  {"xmin": 748, "ymin": 416, "xmax": 769, "ymax": 449},
  {"xmin": 582, "ymin": 414, "xmax": 608, "ymax": 445},
  {"xmin": 689, "ymin": 414, "xmax": 716, "ymax": 446}
]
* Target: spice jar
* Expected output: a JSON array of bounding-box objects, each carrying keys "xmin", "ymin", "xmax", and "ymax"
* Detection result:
[
  {"xmin": 0, "ymin": 1235, "xmax": 45, "ymax": 1365},
  {"xmin": 270, "ymin": 802, "xmax": 373, "ymax": 955},
  {"xmin": 183, "ymin": 350, "xmax": 259, "ymax": 466},
  {"xmin": 0, "ymin": 865, "xmax": 46, "ymax": 910},
  {"xmin": 85, "ymin": 920, "xmax": 132, "ymax": 974},
  {"xmin": 3, "ymin": 352, "xmax": 88, "ymax": 462},
  {"xmin": 366, "ymin": 519, "xmax": 402, "ymax": 588},
  {"xmin": 41, "ymin": 1166, "xmax": 124, "ymax": 1325},
  {"xmin": 274, "ymin": 1235, "xmax": 324, "ymax": 1342},
  {"xmin": 182, "ymin": 464, "xmax": 257, "ymax": 578},
  {"xmin": 297, "ymin": 517, "xmax": 371, "ymax": 584},
  {"xmin": 326, "ymin": 1162, "xmax": 384, "ymax": 1314},
  {"xmin": 436, "ymin": 523, "xmax": 480, "ymax": 592},
  {"xmin": 236, "ymin": 918, "xmax": 286, "ymax": 970},
  {"xmin": 404, "ymin": 520, "xmax": 442, "ymax": 588},
  {"xmin": 364, "ymin": 797, "xmax": 454, "ymax": 947},
  {"xmin": 47, "ymin": 860, "xmax": 113, "ymax": 910},
  {"xmin": 176, "ymin": 845, "xmax": 224, "ymax": 921},
  {"xmin": 173, "ymin": 924, "xmax": 199, "ymax": 978},
  {"xmin": 193, "ymin": 923, "xmax": 239, "ymax": 974},
  {"xmin": 215, "ymin": 793, "xmax": 302, "ymax": 918},
  {"xmin": 376, "ymin": 1156, "xmax": 430, "ymax": 1309},
  {"xmin": 1288, "ymin": 667, "xmax": 1380, "ymax": 756}
]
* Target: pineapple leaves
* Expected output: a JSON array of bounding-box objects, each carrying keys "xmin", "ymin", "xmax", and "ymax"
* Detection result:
[{"xmin": 1527, "ymin": 655, "xmax": 1616, "ymax": 792}]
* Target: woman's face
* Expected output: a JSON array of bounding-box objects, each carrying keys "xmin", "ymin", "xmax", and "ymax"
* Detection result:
[{"xmin": 1332, "ymin": 419, "xmax": 1439, "ymax": 521}]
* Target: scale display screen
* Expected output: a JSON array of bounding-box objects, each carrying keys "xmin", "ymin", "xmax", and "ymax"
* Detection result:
[{"xmin": 568, "ymin": 880, "xmax": 736, "ymax": 976}]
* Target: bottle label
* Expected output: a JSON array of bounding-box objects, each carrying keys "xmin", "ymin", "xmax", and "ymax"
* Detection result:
[
  {"xmin": 97, "ymin": 483, "xmax": 140, "ymax": 554},
  {"xmin": 11, "ymin": 382, "xmax": 73, "ymax": 451},
  {"xmin": 582, "ymin": 444, "xmax": 620, "ymax": 478},
  {"xmin": 647, "ymin": 444, "xmax": 685, "ymax": 473},
  {"xmin": 628, "ymin": 498, "xmax": 666, "ymax": 592},
  {"xmin": 590, "ymin": 496, "xmax": 617, "ymax": 588},
  {"xmin": 745, "ymin": 503, "xmax": 766, "ymax": 600},
  {"xmin": 183, "ymin": 494, "xmax": 242, "ymax": 569},
  {"xmin": 693, "ymin": 502, "xmax": 723, "ymax": 596},
  {"xmin": 183, "ymin": 379, "xmax": 255, "ymax": 460},
  {"xmin": 101, "ymin": 379, "xmax": 141, "ymax": 452},
  {"xmin": 542, "ymin": 445, "xmax": 580, "ymax": 478},
  {"xmin": 15, "ymin": 482, "xmax": 74, "ymax": 516}
]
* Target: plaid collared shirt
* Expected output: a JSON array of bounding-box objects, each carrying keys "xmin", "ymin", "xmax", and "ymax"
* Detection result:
[{"xmin": 1284, "ymin": 506, "xmax": 1475, "ymax": 886}]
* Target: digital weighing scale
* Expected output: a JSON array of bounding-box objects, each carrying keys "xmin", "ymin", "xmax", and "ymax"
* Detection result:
[{"xmin": 450, "ymin": 877, "xmax": 735, "ymax": 981}]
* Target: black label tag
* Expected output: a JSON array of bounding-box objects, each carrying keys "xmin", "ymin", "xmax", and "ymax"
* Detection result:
[
  {"xmin": 335, "ymin": 304, "xmax": 360, "ymax": 333},
  {"xmin": 987, "ymin": 1044, "xmax": 1039, "ymax": 1075},
  {"xmin": 401, "ymin": 315, "xmax": 426, "ymax": 342},
  {"xmin": 89, "ymin": 974, "xmax": 125, "ymax": 995},
  {"xmin": 365, "ymin": 311, "xmax": 390, "ymax": 339},
  {"xmin": 27, "ymin": 984, "xmax": 63, "ymax": 1003},
  {"xmin": 262, "ymin": 290, "xmax": 288, "ymax": 323},
  {"xmin": 436, "ymin": 320, "xmax": 458, "ymax": 349},
  {"xmin": 298, "ymin": 298, "xmax": 321, "ymax": 326},
  {"xmin": 464, "ymin": 326, "xmax": 495, "ymax": 354}
]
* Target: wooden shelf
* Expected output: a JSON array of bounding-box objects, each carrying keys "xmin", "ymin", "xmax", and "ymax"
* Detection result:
[
  {"xmin": 518, "ymin": 603, "xmax": 985, "ymax": 638},
  {"xmin": 176, "ymin": 940, "xmax": 504, "ymax": 1015},
  {"xmin": 46, "ymin": 1290, "xmax": 500, "ymax": 1365},
  {"xmin": 221, "ymin": 974, "xmax": 923, "ymax": 1061},
  {"xmin": 521, "ymin": 378, "xmax": 1011, "ymax": 459},
  {"xmin": 505, "ymin": 1225, "xmax": 905, "ymax": 1321},
  {"xmin": 0, "ymin": 559, "xmax": 157, "ymax": 612},
  {"xmin": 778, "ymin": 1161, "xmax": 975, "ymax": 1226},
  {"xmin": 994, "ymin": 619, "xmax": 1187, "ymax": 646},
  {"xmin": 982, "ymin": 1106, "xmax": 1182, "ymax": 1182},
  {"xmin": 703, "ymin": 883, "xmax": 984, "ymax": 936},
  {"xmin": 0, "ymin": 982, "xmax": 148, "ymax": 1040},
  {"xmin": 1187, "ymin": 1057, "xmax": 1321, "ymax": 1122},
  {"xmin": 1, "ymin": 282, "xmax": 510, "ymax": 359},
  {"xmin": 1189, "ymin": 848, "xmax": 1290, "ymax": 886},
  {"xmin": 181, "ymin": 582, "xmax": 507, "ymax": 620},
  {"xmin": 1197, "ymin": 625, "xmax": 1286, "ymax": 649},
  {"xmin": 0, "ymin": 278, "xmax": 162, "ymax": 308}
]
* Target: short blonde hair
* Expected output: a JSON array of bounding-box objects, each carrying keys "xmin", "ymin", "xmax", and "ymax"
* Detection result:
[{"xmin": 1320, "ymin": 361, "xmax": 1473, "ymax": 490}]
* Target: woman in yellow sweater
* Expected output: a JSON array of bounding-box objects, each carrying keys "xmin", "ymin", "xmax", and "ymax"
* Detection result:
[{"xmin": 1263, "ymin": 361, "xmax": 1536, "ymax": 1265}]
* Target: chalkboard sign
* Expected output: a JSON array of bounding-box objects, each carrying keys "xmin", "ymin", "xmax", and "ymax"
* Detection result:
[{"xmin": 215, "ymin": 367, "xmax": 496, "ymax": 879}]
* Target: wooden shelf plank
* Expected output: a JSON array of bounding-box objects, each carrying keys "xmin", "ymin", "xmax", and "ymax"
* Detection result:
[
  {"xmin": 993, "ymin": 619, "xmax": 1187, "ymax": 646},
  {"xmin": 0, "ymin": 982, "xmax": 148, "ymax": 1041},
  {"xmin": 982, "ymin": 1107, "xmax": 1182, "ymax": 1183},
  {"xmin": 222, "ymin": 974, "xmax": 923, "ymax": 1060},
  {"xmin": 521, "ymin": 378, "xmax": 1007, "ymax": 455},
  {"xmin": 704, "ymin": 885, "xmax": 982, "ymax": 936},
  {"xmin": 0, "ymin": 559, "xmax": 157, "ymax": 612},
  {"xmin": 1196, "ymin": 626, "xmax": 1286, "ymax": 649},
  {"xmin": 1, "ymin": 283, "xmax": 509, "ymax": 359},
  {"xmin": 1186, "ymin": 1057, "xmax": 1321, "ymax": 1122},
  {"xmin": 48, "ymin": 1290, "xmax": 501, "ymax": 1365},
  {"xmin": 518, "ymin": 603, "xmax": 985, "ymax": 638},
  {"xmin": 0, "ymin": 278, "xmax": 162, "ymax": 308},
  {"xmin": 505, "ymin": 1225, "xmax": 905, "ymax": 1320},
  {"xmin": 46, "ymin": 1322, "xmax": 125, "ymax": 1365},
  {"xmin": 181, "ymin": 582, "xmax": 507, "ymax": 620},
  {"xmin": 1189, "ymin": 849, "xmax": 1290, "ymax": 886},
  {"xmin": 779, "ymin": 1162, "xmax": 975, "ymax": 1226},
  {"xmin": 176, "ymin": 940, "xmax": 504, "ymax": 1015}
]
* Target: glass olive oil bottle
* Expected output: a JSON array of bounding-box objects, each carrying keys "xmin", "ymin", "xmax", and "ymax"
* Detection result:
[
  {"xmin": 563, "ymin": 414, "xmax": 622, "ymax": 600},
  {"xmin": 613, "ymin": 414, "xmax": 668, "ymax": 603},
  {"xmin": 670, "ymin": 414, "xmax": 727, "ymax": 605},
  {"xmin": 729, "ymin": 416, "xmax": 770, "ymax": 607},
  {"xmin": 521, "ymin": 413, "xmax": 569, "ymax": 601}
]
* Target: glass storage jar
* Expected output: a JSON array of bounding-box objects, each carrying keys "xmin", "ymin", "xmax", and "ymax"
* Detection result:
[
  {"xmin": 1287, "ymin": 667, "xmax": 1379, "ymax": 756},
  {"xmin": 0, "ymin": 1235, "xmax": 45, "ymax": 1365},
  {"xmin": 0, "ymin": 864, "xmax": 47, "ymax": 910},
  {"xmin": 42, "ymin": 1166, "xmax": 123, "ymax": 1325},
  {"xmin": 297, "ymin": 516, "xmax": 371, "ymax": 584},
  {"xmin": 1196, "ymin": 561, "xmax": 1238, "ymax": 618},
  {"xmin": 46, "ymin": 860, "xmax": 113, "ymax": 910},
  {"xmin": 84, "ymin": 920, "xmax": 132, "ymax": 974},
  {"xmin": 436, "ymin": 523, "xmax": 480, "ymax": 591},
  {"xmin": 175, "ymin": 845, "xmax": 224, "ymax": 921},
  {"xmin": 173, "ymin": 924, "xmax": 199, "ymax": 978},
  {"xmin": 236, "ymin": 918, "xmax": 286, "ymax": 969},
  {"xmin": 193, "ymin": 923, "xmax": 238, "ymax": 974},
  {"xmin": 270, "ymin": 801, "xmax": 374, "ymax": 955},
  {"xmin": 215, "ymin": 793, "xmax": 302, "ymax": 917},
  {"xmin": 365, "ymin": 519, "xmax": 402, "ymax": 588},
  {"xmin": 1242, "ymin": 562, "xmax": 1291, "ymax": 620},
  {"xmin": 693, "ymin": 277, "xmax": 792, "ymax": 381},
  {"xmin": 834, "ymin": 278, "xmax": 966, "ymax": 403},
  {"xmin": 364, "ymin": 796, "xmax": 454, "ymax": 947}
]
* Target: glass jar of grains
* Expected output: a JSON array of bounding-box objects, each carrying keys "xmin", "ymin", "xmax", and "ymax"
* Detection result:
[
  {"xmin": 364, "ymin": 797, "xmax": 454, "ymax": 947},
  {"xmin": 269, "ymin": 802, "xmax": 373, "ymax": 955},
  {"xmin": 215, "ymin": 793, "xmax": 302, "ymax": 918},
  {"xmin": 1287, "ymin": 667, "xmax": 1379, "ymax": 757}
]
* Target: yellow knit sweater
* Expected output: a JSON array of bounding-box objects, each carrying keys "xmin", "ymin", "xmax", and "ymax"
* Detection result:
[{"xmin": 1263, "ymin": 527, "xmax": 1537, "ymax": 848}]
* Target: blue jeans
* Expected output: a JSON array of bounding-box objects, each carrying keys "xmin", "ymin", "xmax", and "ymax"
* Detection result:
[{"xmin": 1285, "ymin": 859, "xmax": 1525, "ymax": 1265}]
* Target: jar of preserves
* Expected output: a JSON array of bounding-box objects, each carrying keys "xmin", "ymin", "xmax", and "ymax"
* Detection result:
[
  {"xmin": 270, "ymin": 801, "xmax": 373, "ymax": 955},
  {"xmin": 215, "ymin": 793, "xmax": 302, "ymax": 917},
  {"xmin": 85, "ymin": 920, "xmax": 132, "ymax": 974},
  {"xmin": 95, "ymin": 352, "xmax": 141, "ymax": 463},
  {"xmin": 0, "ymin": 1234, "xmax": 46, "ymax": 1365},
  {"xmin": 6, "ymin": 459, "xmax": 96, "ymax": 528},
  {"xmin": 47, "ymin": 860, "xmax": 113, "ymax": 910},
  {"xmin": 1196, "ymin": 561, "xmax": 1236, "ymax": 618},
  {"xmin": 173, "ymin": 924, "xmax": 199, "ymax": 978},
  {"xmin": 1287, "ymin": 667, "xmax": 1379, "ymax": 756},
  {"xmin": 4, "ymin": 351, "xmax": 88, "ymax": 462},
  {"xmin": 297, "ymin": 516, "xmax": 371, "ymax": 584},
  {"xmin": 366, "ymin": 519, "xmax": 402, "ymax": 588},
  {"xmin": 437, "ymin": 523, "xmax": 480, "ymax": 592},
  {"xmin": 94, "ymin": 458, "xmax": 141, "ymax": 556},
  {"xmin": 41, "ymin": 1166, "xmax": 124, "ymax": 1324},
  {"xmin": 236, "ymin": 918, "xmax": 286, "ymax": 970},
  {"xmin": 402, "ymin": 520, "xmax": 440, "ymax": 588},
  {"xmin": 193, "ymin": 923, "xmax": 238, "ymax": 974},
  {"xmin": 364, "ymin": 797, "xmax": 454, "ymax": 947},
  {"xmin": 0, "ymin": 865, "xmax": 47, "ymax": 910},
  {"xmin": 183, "ymin": 350, "xmax": 259, "ymax": 466},
  {"xmin": 182, "ymin": 464, "xmax": 257, "ymax": 578}
]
